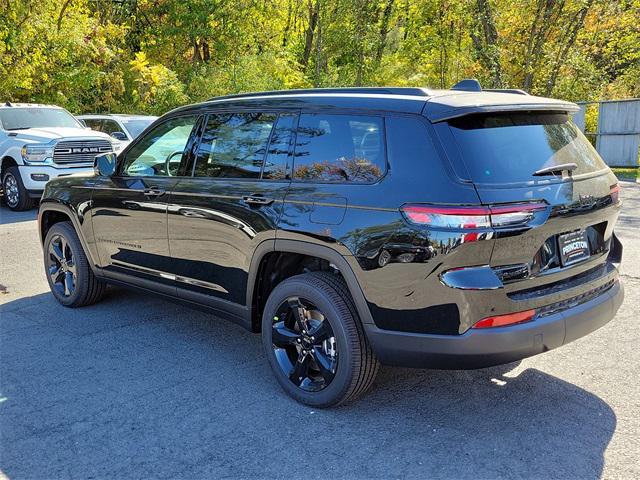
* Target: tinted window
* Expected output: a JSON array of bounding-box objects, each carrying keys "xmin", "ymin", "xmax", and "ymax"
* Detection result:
[
  {"xmin": 194, "ymin": 113, "xmax": 275, "ymax": 179},
  {"xmin": 0, "ymin": 108, "xmax": 81, "ymax": 130},
  {"xmin": 121, "ymin": 116, "xmax": 196, "ymax": 177},
  {"xmin": 101, "ymin": 119, "xmax": 126, "ymax": 136},
  {"xmin": 121, "ymin": 118, "xmax": 155, "ymax": 138},
  {"xmin": 262, "ymin": 113, "xmax": 295, "ymax": 180},
  {"xmin": 83, "ymin": 119, "xmax": 103, "ymax": 131},
  {"xmin": 448, "ymin": 112, "xmax": 608, "ymax": 184},
  {"xmin": 293, "ymin": 114, "xmax": 385, "ymax": 183}
]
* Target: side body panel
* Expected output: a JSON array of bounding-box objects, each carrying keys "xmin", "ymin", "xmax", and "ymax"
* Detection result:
[
  {"xmin": 90, "ymin": 176, "xmax": 180, "ymax": 294},
  {"xmin": 168, "ymin": 178, "xmax": 289, "ymax": 305},
  {"xmin": 277, "ymin": 114, "xmax": 488, "ymax": 335}
]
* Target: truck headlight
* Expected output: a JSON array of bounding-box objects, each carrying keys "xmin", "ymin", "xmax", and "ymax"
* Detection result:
[{"xmin": 21, "ymin": 144, "xmax": 54, "ymax": 163}]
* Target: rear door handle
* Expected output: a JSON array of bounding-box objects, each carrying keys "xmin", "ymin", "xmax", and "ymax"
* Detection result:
[
  {"xmin": 243, "ymin": 194, "xmax": 274, "ymax": 206},
  {"xmin": 144, "ymin": 186, "xmax": 165, "ymax": 197}
]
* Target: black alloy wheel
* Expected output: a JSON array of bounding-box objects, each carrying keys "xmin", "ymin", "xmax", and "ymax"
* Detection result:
[
  {"xmin": 262, "ymin": 272, "xmax": 379, "ymax": 407},
  {"xmin": 47, "ymin": 233, "xmax": 78, "ymax": 298},
  {"xmin": 271, "ymin": 296, "xmax": 338, "ymax": 392},
  {"xmin": 43, "ymin": 222, "xmax": 106, "ymax": 307}
]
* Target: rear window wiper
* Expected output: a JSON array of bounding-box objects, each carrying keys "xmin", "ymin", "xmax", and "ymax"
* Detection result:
[{"xmin": 532, "ymin": 162, "xmax": 578, "ymax": 176}]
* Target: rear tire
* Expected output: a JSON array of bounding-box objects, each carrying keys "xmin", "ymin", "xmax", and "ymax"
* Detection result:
[
  {"xmin": 2, "ymin": 166, "xmax": 33, "ymax": 211},
  {"xmin": 44, "ymin": 222, "xmax": 106, "ymax": 307},
  {"xmin": 262, "ymin": 271, "xmax": 379, "ymax": 407}
]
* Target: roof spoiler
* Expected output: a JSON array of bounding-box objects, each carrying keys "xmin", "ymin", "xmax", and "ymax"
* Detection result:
[{"xmin": 450, "ymin": 79, "xmax": 529, "ymax": 96}]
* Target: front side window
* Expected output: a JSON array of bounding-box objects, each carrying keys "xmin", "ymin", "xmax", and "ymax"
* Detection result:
[
  {"xmin": 0, "ymin": 108, "xmax": 81, "ymax": 130},
  {"xmin": 83, "ymin": 119, "xmax": 103, "ymax": 132},
  {"xmin": 194, "ymin": 113, "xmax": 275, "ymax": 179},
  {"xmin": 293, "ymin": 114, "xmax": 385, "ymax": 183},
  {"xmin": 121, "ymin": 118, "xmax": 155, "ymax": 138},
  {"xmin": 101, "ymin": 119, "xmax": 126, "ymax": 136},
  {"xmin": 120, "ymin": 116, "xmax": 197, "ymax": 177}
]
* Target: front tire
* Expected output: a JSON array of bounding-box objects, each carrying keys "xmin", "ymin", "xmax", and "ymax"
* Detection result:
[
  {"xmin": 44, "ymin": 222, "xmax": 106, "ymax": 307},
  {"xmin": 262, "ymin": 272, "xmax": 379, "ymax": 407},
  {"xmin": 2, "ymin": 166, "xmax": 33, "ymax": 211}
]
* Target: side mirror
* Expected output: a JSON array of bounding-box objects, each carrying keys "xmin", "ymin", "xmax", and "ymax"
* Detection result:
[
  {"xmin": 94, "ymin": 152, "xmax": 117, "ymax": 176},
  {"xmin": 110, "ymin": 131, "xmax": 128, "ymax": 141}
]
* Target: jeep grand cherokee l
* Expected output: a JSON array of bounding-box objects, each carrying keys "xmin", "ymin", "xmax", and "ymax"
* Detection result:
[{"xmin": 38, "ymin": 83, "xmax": 624, "ymax": 407}]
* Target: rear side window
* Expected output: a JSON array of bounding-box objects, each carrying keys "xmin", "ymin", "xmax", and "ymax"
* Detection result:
[
  {"xmin": 194, "ymin": 113, "xmax": 275, "ymax": 179},
  {"xmin": 293, "ymin": 113, "xmax": 385, "ymax": 183},
  {"xmin": 447, "ymin": 112, "xmax": 607, "ymax": 184}
]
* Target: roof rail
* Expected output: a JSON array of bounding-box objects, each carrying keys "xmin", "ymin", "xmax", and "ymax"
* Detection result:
[
  {"xmin": 450, "ymin": 79, "xmax": 482, "ymax": 92},
  {"xmin": 207, "ymin": 87, "xmax": 431, "ymax": 102},
  {"xmin": 449, "ymin": 79, "xmax": 529, "ymax": 96},
  {"xmin": 485, "ymin": 88, "xmax": 529, "ymax": 96}
]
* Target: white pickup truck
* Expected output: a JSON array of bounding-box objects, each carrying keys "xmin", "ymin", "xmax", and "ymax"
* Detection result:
[{"xmin": 0, "ymin": 103, "xmax": 115, "ymax": 210}]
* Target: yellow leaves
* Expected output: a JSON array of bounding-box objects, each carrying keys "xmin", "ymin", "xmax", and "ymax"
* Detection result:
[{"xmin": 130, "ymin": 52, "xmax": 150, "ymax": 73}]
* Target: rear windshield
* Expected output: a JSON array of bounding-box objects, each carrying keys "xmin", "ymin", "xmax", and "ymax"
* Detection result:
[{"xmin": 447, "ymin": 112, "xmax": 607, "ymax": 184}]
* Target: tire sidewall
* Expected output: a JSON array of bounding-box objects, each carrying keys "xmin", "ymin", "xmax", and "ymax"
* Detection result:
[
  {"xmin": 261, "ymin": 275, "xmax": 358, "ymax": 407},
  {"xmin": 44, "ymin": 223, "xmax": 87, "ymax": 307},
  {"xmin": 3, "ymin": 169, "xmax": 23, "ymax": 210}
]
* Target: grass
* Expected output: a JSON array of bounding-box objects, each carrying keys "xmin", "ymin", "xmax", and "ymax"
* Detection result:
[{"xmin": 611, "ymin": 167, "xmax": 639, "ymax": 182}]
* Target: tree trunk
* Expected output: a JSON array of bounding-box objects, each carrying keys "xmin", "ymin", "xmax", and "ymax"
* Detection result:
[
  {"xmin": 545, "ymin": 0, "xmax": 593, "ymax": 95},
  {"xmin": 57, "ymin": 0, "xmax": 73, "ymax": 32},
  {"xmin": 314, "ymin": 15, "xmax": 322, "ymax": 86},
  {"xmin": 192, "ymin": 39, "xmax": 202, "ymax": 64},
  {"xmin": 375, "ymin": 0, "xmax": 395, "ymax": 66},
  {"xmin": 470, "ymin": 0, "xmax": 502, "ymax": 88},
  {"xmin": 523, "ymin": 0, "xmax": 564, "ymax": 91},
  {"xmin": 202, "ymin": 40, "xmax": 210, "ymax": 63},
  {"xmin": 302, "ymin": 0, "xmax": 320, "ymax": 68}
]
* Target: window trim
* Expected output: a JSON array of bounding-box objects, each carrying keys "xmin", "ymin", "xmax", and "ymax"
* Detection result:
[
  {"xmin": 116, "ymin": 113, "xmax": 200, "ymax": 178},
  {"xmin": 290, "ymin": 111, "xmax": 389, "ymax": 186}
]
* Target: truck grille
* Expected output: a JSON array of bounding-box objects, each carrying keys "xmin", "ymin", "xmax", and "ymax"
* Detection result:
[{"xmin": 53, "ymin": 140, "xmax": 113, "ymax": 165}]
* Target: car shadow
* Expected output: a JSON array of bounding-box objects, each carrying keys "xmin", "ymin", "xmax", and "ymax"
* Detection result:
[
  {"xmin": 0, "ymin": 204, "xmax": 38, "ymax": 225},
  {"xmin": 1, "ymin": 288, "xmax": 616, "ymax": 479}
]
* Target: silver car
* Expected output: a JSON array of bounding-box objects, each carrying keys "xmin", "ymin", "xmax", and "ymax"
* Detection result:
[{"xmin": 78, "ymin": 114, "xmax": 158, "ymax": 151}]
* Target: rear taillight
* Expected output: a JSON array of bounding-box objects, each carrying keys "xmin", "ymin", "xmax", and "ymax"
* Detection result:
[
  {"xmin": 472, "ymin": 309, "xmax": 536, "ymax": 329},
  {"xmin": 401, "ymin": 202, "xmax": 546, "ymax": 229},
  {"xmin": 610, "ymin": 184, "xmax": 620, "ymax": 203}
]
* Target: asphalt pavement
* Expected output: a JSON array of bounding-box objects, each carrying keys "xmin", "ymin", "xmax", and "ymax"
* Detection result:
[{"xmin": 1, "ymin": 183, "xmax": 638, "ymax": 479}]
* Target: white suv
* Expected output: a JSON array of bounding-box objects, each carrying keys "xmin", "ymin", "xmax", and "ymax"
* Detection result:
[{"xmin": 0, "ymin": 103, "xmax": 115, "ymax": 210}]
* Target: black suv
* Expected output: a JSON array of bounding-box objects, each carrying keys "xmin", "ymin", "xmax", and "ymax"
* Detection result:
[{"xmin": 38, "ymin": 82, "xmax": 624, "ymax": 407}]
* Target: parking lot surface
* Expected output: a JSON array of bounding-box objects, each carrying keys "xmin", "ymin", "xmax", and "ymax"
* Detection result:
[{"xmin": 1, "ymin": 183, "xmax": 639, "ymax": 479}]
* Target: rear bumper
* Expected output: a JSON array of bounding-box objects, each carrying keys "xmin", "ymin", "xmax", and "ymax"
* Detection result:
[{"xmin": 364, "ymin": 279, "xmax": 624, "ymax": 369}]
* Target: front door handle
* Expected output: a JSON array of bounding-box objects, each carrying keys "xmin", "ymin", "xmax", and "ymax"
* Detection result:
[
  {"xmin": 243, "ymin": 194, "xmax": 274, "ymax": 206},
  {"xmin": 144, "ymin": 186, "xmax": 165, "ymax": 197}
]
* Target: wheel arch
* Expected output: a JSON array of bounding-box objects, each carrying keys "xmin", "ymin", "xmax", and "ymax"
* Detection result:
[
  {"xmin": 247, "ymin": 239, "xmax": 374, "ymax": 333},
  {"xmin": 1, "ymin": 155, "xmax": 19, "ymax": 178},
  {"xmin": 39, "ymin": 202, "xmax": 100, "ymax": 273}
]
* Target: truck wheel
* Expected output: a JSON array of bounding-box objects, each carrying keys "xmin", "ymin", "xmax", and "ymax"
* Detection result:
[
  {"xmin": 44, "ymin": 221, "xmax": 106, "ymax": 307},
  {"xmin": 2, "ymin": 166, "xmax": 33, "ymax": 211},
  {"xmin": 262, "ymin": 272, "xmax": 380, "ymax": 407}
]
